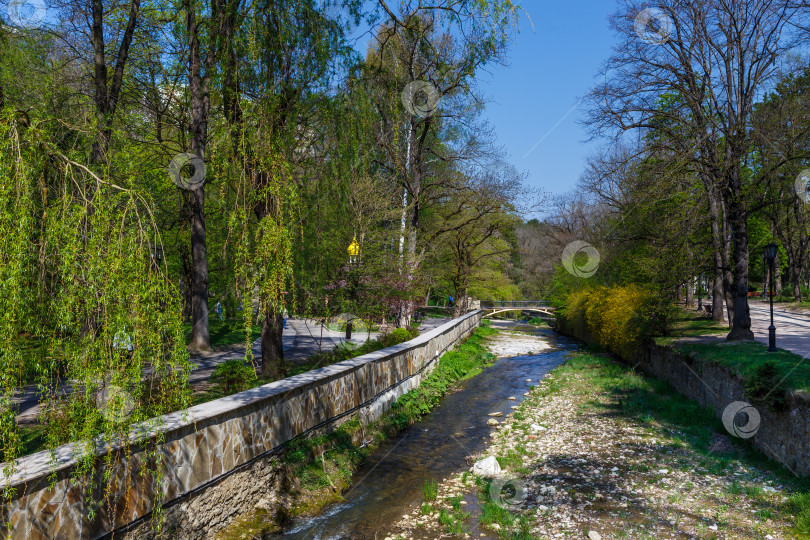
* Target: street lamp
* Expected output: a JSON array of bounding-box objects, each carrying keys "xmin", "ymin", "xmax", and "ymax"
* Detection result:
[
  {"xmin": 763, "ymin": 243, "xmax": 779, "ymax": 352},
  {"xmin": 347, "ymin": 236, "xmax": 360, "ymax": 264}
]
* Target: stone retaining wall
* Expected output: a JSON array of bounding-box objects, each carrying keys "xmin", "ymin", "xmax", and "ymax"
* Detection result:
[
  {"xmin": 1, "ymin": 311, "xmax": 482, "ymax": 539},
  {"xmin": 557, "ymin": 320, "xmax": 810, "ymax": 478}
]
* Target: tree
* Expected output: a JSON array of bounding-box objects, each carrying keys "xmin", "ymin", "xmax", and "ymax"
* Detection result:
[{"xmin": 587, "ymin": 0, "xmax": 803, "ymax": 339}]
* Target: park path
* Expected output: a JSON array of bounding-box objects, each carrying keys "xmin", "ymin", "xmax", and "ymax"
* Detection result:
[
  {"xmin": 13, "ymin": 317, "xmax": 447, "ymax": 422},
  {"xmin": 748, "ymin": 302, "xmax": 810, "ymax": 358},
  {"xmin": 687, "ymin": 301, "xmax": 810, "ymax": 360}
]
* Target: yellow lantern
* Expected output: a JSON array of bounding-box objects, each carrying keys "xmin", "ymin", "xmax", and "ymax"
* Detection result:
[{"xmin": 348, "ymin": 236, "xmax": 360, "ymax": 263}]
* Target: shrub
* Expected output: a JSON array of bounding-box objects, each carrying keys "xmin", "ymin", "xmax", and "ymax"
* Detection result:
[
  {"xmin": 560, "ymin": 284, "xmax": 676, "ymax": 359},
  {"xmin": 381, "ymin": 327, "xmax": 412, "ymax": 347},
  {"xmin": 211, "ymin": 359, "xmax": 256, "ymax": 395}
]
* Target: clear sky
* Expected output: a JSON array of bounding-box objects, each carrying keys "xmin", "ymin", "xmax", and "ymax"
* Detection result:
[
  {"xmin": 478, "ymin": 2, "xmax": 617, "ymax": 199},
  {"xmin": 345, "ymin": 1, "xmax": 620, "ymax": 207}
]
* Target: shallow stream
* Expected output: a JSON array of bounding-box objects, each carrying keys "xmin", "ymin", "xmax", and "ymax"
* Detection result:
[{"xmin": 280, "ymin": 322, "xmax": 578, "ymax": 539}]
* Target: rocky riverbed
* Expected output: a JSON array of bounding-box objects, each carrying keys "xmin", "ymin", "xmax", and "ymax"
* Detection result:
[
  {"xmin": 483, "ymin": 329, "xmax": 553, "ymax": 358},
  {"xmin": 385, "ymin": 333, "xmax": 804, "ymax": 539}
]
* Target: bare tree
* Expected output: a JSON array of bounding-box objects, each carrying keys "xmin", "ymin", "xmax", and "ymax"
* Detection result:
[{"xmin": 586, "ymin": 0, "xmax": 803, "ymax": 339}]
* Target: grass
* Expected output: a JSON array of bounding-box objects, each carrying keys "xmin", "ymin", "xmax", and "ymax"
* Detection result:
[
  {"xmin": 0, "ymin": 424, "xmax": 47, "ymax": 462},
  {"xmin": 551, "ymin": 352, "xmax": 810, "ymax": 537},
  {"xmin": 788, "ymin": 492, "xmax": 810, "ymax": 535},
  {"xmin": 422, "ymin": 479, "xmax": 439, "ymax": 502},
  {"xmin": 654, "ymin": 309, "xmax": 729, "ymax": 344},
  {"xmin": 676, "ymin": 341, "xmax": 810, "ymax": 394},
  {"xmin": 183, "ymin": 318, "xmax": 260, "ymax": 348}
]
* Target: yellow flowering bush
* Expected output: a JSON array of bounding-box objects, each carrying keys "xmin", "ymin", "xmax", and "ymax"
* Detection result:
[{"xmin": 561, "ymin": 284, "xmax": 674, "ymax": 359}]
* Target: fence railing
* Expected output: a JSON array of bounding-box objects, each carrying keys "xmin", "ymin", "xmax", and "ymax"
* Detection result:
[{"xmin": 480, "ymin": 300, "xmax": 553, "ymax": 309}]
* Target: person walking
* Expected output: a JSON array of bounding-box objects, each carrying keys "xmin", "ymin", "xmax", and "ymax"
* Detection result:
[
  {"xmin": 282, "ymin": 307, "xmax": 288, "ymax": 330},
  {"xmin": 215, "ymin": 301, "xmax": 223, "ymax": 321}
]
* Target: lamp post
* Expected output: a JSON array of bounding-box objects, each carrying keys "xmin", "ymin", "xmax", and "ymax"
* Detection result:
[
  {"xmin": 764, "ymin": 243, "xmax": 779, "ymax": 352},
  {"xmin": 347, "ymin": 236, "xmax": 360, "ymax": 264}
]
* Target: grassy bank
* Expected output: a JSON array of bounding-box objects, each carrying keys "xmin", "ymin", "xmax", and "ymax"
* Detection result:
[
  {"xmin": 215, "ymin": 321, "xmax": 498, "ymax": 538},
  {"xmin": 397, "ymin": 347, "xmax": 810, "ymax": 538},
  {"xmin": 676, "ymin": 341, "xmax": 810, "ymax": 395},
  {"xmin": 481, "ymin": 350, "xmax": 810, "ymax": 539}
]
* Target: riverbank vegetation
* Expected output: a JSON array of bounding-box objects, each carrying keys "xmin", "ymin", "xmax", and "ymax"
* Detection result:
[
  {"xmin": 393, "ymin": 348, "xmax": 810, "ymax": 538},
  {"xmin": 216, "ymin": 322, "xmax": 497, "ymax": 537},
  {"xmin": 517, "ymin": 2, "xmax": 810, "ymax": 342}
]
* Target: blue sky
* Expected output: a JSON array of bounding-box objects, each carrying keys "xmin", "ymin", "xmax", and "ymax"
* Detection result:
[
  {"xmin": 478, "ymin": 2, "xmax": 617, "ymax": 199},
  {"xmin": 345, "ymin": 1, "xmax": 619, "ymax": 205}
]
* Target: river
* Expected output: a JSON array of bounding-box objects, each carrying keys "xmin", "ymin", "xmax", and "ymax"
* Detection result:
[{"xmin": 279, "ymin": 321, "xmax": 578, "ymax": 539}]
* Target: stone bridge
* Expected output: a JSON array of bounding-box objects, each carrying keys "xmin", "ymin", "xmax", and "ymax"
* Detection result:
[{"xmin": 480, "ymin": 300, "xmax": 555, "ymax": 318}]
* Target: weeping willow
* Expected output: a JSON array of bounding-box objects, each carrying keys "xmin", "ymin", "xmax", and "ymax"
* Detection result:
[
  {"xmin": 0, "ymin": 115, "xmax": 191, "ymax": 523},
  {"xmin": 214, "ymin": 129, "xmax": 298, "ymax": 374}
]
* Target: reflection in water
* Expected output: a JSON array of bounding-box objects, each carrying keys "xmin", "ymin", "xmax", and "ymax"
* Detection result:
[{"xmin": 280, "ymin": 323, "xmax": 577, "ymax": 539}]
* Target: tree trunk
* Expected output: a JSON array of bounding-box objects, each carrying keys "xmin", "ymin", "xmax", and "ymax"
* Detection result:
[
  {"xmin": 726, "ymin": 193, "xmax": 754, "ymax": 341},
  {"xmin": 260, "ymin": 305, "xmax": 285, "ymax": 379},
  {"xmin": 89, "ymin": 0, "xmax": 140, "ymax": 164},
  {"xmin": 686, "ymin": 279, "xmax": 694, "ymax": 307},
  {"xmin": 791, "ymin": 261, "xmax": 803, "ymax": 302},
  {"xmin": 774, "ymin": 252, "xmax": 782, "ymax": 296},
  {"xmin": 188, "ymin": 186, "xmax": 210, "ymax": 350},
  {"xmin": 186, "ymin": 3, "xmax": 211, "ymax": 351},
  {"xmin": 721, "ymin": 203, "xmax": 735, "ymax": 325},
  {"xmin": 762, "ymin": 264, "xmax": 769, "ymax": 298}
]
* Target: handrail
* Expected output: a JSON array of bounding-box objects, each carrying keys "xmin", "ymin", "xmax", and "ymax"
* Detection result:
[{"xmin": 480, "ymin": 301, "xmax": 553, "ymax": 309}]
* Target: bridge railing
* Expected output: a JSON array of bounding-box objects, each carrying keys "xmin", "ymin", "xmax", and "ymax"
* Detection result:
[{"xmin": 480, "ymin": 300, "xmax": 553, "ymax": 309}]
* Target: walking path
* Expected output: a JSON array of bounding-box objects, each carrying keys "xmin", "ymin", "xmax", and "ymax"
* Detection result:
[
  {"xmin": 749, "ymin": 302, "xmax": 810, "ymax": 358},
  {"xmin": 681, "ymin": 301, "xmax": 810, "ymax": 359}
]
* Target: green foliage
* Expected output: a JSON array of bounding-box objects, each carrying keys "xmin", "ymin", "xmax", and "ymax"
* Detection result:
[
  {"xmin": 422, "ymin": 479, "xmax": 439, "ymax": 502},
  {"xmin": 211, "ymin": 360, "xmax": 257, "ymax": 396},
  {"xmin": 559, "ymin": 284, "xmax": 677, "ymax": 359},
  {"xmin": 0, "ymin": 117, "xmax": 191, "ymax": 517},
  {"xmin": 386, "ymin": 328, "xmax": 412, "ymax": 346},
  {"xmin": 677, "ymin": 341, "xmax": 810, "ymax": 394},
  {"xmin": 385, "ymin": 326, "xmax": 497, "ymax": 431},
  {"xmin": 745, "ymin": 362, "xmax": 788, "ymax": 410},
  {"xmin": 787, "ymin": 492, "xmax": 810, "ymax": 535}
]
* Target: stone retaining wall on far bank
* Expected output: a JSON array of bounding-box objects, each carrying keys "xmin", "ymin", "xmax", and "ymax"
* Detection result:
[
  {"xmin": 557, "ymin": 321, "xmax": 810, "ymax": 478},
  {"xmin": 1, "ymin": 311, "xmax": 483, "ymax": 539}
]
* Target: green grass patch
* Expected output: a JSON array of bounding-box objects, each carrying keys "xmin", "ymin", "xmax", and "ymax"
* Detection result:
[
  {"xmin": 787, "ymin": 492, "xmax": 810, "ymax": 536},
  {"xmin": 422, "ymin": 479, "xmax": 439, "ymax": 502},
  {"xmin": 655, "ymin": 309, "xmax": 729, "ymax": 343},
  {"xmin": 0, "ymin": 424, "xmax": 47, "ymax": 462},
  {"xmin": 675, "ymin": 341, "xmax": 810, "ymax": 394},
  {"xmin": 183, "ymin": 318, "xmax": 260, "ymax": 348}
]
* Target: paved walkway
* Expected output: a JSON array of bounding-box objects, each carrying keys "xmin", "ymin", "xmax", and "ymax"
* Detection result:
[
  {"xmin": 14, "ymin": 316, "xmax": 448, "ymax": 421},
  {"xmin": 678, "ymin": 301, "xmax": 810, "ymax": 359},
  {"xmin": 749, "ymin": 301, "xmax": 810, "ymax": 358}
]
